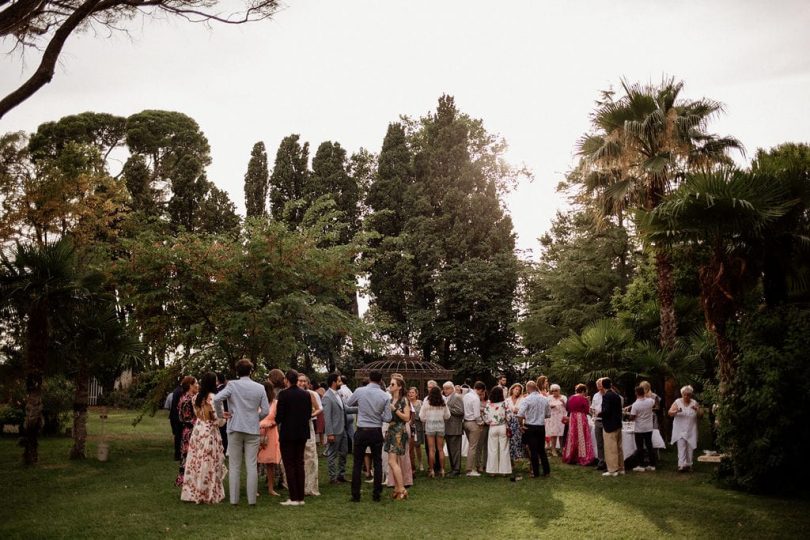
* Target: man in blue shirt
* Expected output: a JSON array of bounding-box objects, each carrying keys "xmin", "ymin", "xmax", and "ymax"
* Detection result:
[
  {"xmin": 213, "ymin": 359, "xmax": 270, "ymax": 506},
  {"xmin": 346, "ymin": 370, "xmax": 392, "ymax": 502},
  {"xmin": 518, "ymin": 379, "xmax": 551, "ymax": 477}
]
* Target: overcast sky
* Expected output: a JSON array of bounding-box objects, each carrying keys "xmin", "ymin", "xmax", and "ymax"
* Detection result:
[{"xmin": 2, "ymin": 0, "xmax": 809, "ymax": 257}]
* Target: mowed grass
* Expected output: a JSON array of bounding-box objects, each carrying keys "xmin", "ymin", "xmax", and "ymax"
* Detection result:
[{"xmin": 1, "ymin": 409, "xmax": 808, "ymax": 539}]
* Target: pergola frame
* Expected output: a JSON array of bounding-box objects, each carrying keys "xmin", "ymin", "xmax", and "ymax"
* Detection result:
[{"xmin": 354, "ymin": 354, "xmax": 454, "ymax": 397}]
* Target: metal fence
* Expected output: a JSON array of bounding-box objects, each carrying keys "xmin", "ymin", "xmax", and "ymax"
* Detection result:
[{"xmin": 88, "ymin": 378, "xmax": 102, "ymax": 405}]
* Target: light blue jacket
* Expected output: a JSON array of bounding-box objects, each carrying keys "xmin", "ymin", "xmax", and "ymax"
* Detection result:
[{"xmin": 213, "ymin": 376, "xmax": 270, "ymax": 435}]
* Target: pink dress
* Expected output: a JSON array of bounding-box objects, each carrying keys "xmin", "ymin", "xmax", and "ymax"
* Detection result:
[
  {"xmin": 257, "ymin": 400, "xmax": 280, "ymax": 464},
  {"xmin": 546, "ymin": 395, "xmax": 567, "ymax": 437},
  {"xmin": 562, "ymin": 394, "xmax": 595, "ymax": 466}
]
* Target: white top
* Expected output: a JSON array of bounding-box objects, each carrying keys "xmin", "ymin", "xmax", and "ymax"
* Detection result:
[
  {"xmin": 337, "ymin": 384, "xmax": 353, "ymax": 403},
  {"xmin": 591, "ymin": 392, "xmax": 603, "ymax": 416},
  {"xmin": 670, "ymin": 398, "xmax": 700, "ymax": 448},
  {"xmin": 630, "ymin": 397, "xmax": 655, "ymax": 432},
  {"xmin": 462, "ymin": 391, "xmax": 482, "ymax": 422},
  {"xmin": 419, "ymin": 402, "xmax": 450, "ymax": 433}
]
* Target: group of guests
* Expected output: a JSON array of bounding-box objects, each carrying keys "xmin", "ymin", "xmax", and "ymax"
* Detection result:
[{"xmin": 166, "ymin": 363, "xmax": 705, "ymax": 505}]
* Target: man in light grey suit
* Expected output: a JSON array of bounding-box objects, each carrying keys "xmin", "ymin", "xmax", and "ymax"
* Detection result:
[
  {"xmin": 213, "ymin": 359, "xmax": 270, "ymax": 506},
  {"xmin": 323, "ymin": 372, "xmax": 356, "ymax": 483}
]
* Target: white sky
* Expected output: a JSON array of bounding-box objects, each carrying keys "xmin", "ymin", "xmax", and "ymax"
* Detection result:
[{"xmin": 2, "ymin": 0, "xmax": 809, "ymax": 257}]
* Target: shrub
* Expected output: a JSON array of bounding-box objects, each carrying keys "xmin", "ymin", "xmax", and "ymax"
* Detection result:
[
  {"xmin": 0, "ymin": 403, "xmax": 24, "ymax": 431},
  {"xmin": 41, "ymin": 375, "xmax": 75, "ymax": 435},
  {"xmin": 719, "ymin": 306, "xmax": 810, "ymax": 494}
]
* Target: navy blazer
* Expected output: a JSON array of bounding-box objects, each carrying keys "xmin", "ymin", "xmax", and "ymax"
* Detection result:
[{"xmin": 275, "ymin": 386, "xmax": 313, "ymax": 443}]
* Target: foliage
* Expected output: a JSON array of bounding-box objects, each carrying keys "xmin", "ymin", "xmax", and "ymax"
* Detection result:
[
  {"xmin": 116, "ymin": 219, "xmax": 363, "ymax": 373},
  {"xmin": 364, "ymin": 96, "xmax": 522, "ymax": 380},
  {"xmin": 520, "ymin": 209, "xmax": 631, "ymax": 363},
  {"xmin": 243, "ymin": 141, "xmax": 269, "ymax": 218},
  {"xmin": 269, "ymin": 134, "xmax": 309, "ymax": 228},
  {"xmin": 719, "ymin": 306, "xmax": 810, "ymax": 494},
  {"xmin": 40, "ymin": 375, "xmax": 75, "ymax": 435}
]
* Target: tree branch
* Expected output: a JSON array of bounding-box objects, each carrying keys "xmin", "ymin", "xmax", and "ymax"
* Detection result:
[{"xmin": 0, "ymin": 0, "xmax": 106, "ymax": 120}]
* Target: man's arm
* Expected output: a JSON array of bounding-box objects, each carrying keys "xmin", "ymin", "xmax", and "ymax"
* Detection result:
[
  {"xmin": 259, "ymin": 389, "xmax": 270, "ymax": 420},
  {"xmin": 448, "ymin": 395, "xmax": 464, "ymax": 418},
  {"xmin": 345, "ymin": 389, "xmax": 359, "ymax": 408},
  {"xmin": 323, "ymin": 397, "xmax": 336, "ymax": 436},
  {"xmin": 382, "ymin": 395, "xmax": 393, "ymax": 423},
  {"xmin": 212, "ymin": 383, "xmax": 231, "ymax": 419}
]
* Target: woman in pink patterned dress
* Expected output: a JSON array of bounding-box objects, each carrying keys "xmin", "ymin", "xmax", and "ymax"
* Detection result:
[
  {"xmin": 562, "ymin": 384, "xmax": 595, "ymax": 466},
  {"xmin": 181, "ymin": 372, "xmax": 227, "ymax": 504}
]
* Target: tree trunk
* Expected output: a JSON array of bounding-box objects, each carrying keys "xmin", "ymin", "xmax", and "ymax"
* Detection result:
[
  {"xmin": 22, "ymin": 303, "xmax": 48, "ymax": 465},
  {"xmin": 69, "ymin": 368, "xmax": 89, "ymax": 459},
  {"xmin": 655, "ymin": 249, "xmax": 678, "ymax": 433}
]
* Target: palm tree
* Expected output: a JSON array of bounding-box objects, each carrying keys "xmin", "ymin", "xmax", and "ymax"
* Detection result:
[
  {"xmin": 639, "ymin": 167, "xmax": 795, "ymax": 392},
  {"xmin": 63, "ymin": 297, "xmax": 142, "ymax": 459},
  {"xmin": 576, "ymin": 78, "xmax": 743, "ymax": 411},
  {"xmin": 0, "ymin": 239, "xmax": 81, "ymax": 464}
]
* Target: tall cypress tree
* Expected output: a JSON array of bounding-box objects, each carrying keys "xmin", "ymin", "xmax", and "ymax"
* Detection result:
[
  {"xmin": 308, "ymin": 141, "xmax": 360, "ymax": 244},
  {"xmin": 243, "ymin": 141, "xmax": 269, "ymax": 218},
  {"xmin": 269, "ymin": 134, "xmax": 309, "ymax": 228}
]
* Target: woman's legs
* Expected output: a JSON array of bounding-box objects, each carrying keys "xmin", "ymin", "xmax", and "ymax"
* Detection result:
[
  {"xmin": 436, "ymin": 435, "xmax": 446, "ymax": 475},
  {"xmin": 425, "ymin": 435, "xmax": 436, "ymax": 476},
  {"xmin": 549, "ymin": 436, "xmax": 559, "ymax": 456},
  {"xmin": 388, "ymin": 451, "xmax": 403, "ymax": 494},
  {"xmin": 267, "ymin": 463, "xmax": 279, "ymax": 496}
]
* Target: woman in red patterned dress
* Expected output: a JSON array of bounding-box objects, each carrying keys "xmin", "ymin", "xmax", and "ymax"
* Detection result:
[{"xmin": 562, "ymin": 384, "xmax": 595, "ymax": 466}]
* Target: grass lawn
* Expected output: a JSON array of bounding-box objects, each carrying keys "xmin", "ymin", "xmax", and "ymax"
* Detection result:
[{"xmin": 1, "ymin": 408, "xmax": 808, "ymax": 539}]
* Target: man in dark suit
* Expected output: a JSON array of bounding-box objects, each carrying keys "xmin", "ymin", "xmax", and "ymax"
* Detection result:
[
  {"xmin": 275, "ymin": 369, "xmax": 314, "ymax": 506},
  {"xmin": 167, "ymin": 377, "xmax": 184, "ymax": 461},
  {"xmin": 598, "ymin": 377, "xmax": 625, "ymax": 477},
  {"xmin": 443, "ymin": 381, "xmax": 465, "ymax": 476}
]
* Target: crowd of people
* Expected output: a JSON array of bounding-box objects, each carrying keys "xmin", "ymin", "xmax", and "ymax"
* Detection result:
[{"xmin": 166, "ymin": 360, "xmax": 704, "ymax": 505}]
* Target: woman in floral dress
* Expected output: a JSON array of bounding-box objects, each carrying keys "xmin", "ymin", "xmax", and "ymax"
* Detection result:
[
  {"xmin": 546, "ymin": 384, "xmax": 568, "ymax": 456},
  {"xmin": 562, "ymin": 384, "xmax": 595, "ymax": 466},
  {"xmin": 181, "ymin": 372, "xmax": 227, "ymax": 503},
  {"xmin": 175, "ymin": 376, "xmax": 198, "ymax": 487},
  {"xmin": 384, "ymin": 375, "xmax": 411, "ymax": 499},
  {"xmin": 483, "ymin": 386, "xmax": 511, "ymax": 476},
  {"xmin": 505, "ymin": 383, "xmax": 525, "ymax": 461}
]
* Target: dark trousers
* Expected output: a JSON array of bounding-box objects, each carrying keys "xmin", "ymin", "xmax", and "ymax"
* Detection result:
[
  {"xmin": 524, "ymin": 425, "xmax": 551, "ymax": 477},
  {"xmin": 634, "ymin": 431, "xmax": 656, "ymax": 467},
  {"xmin": 594, "ymin": 419, "xmax": 605, "ymax": 466},
  {"xmin": 280, "ymin": 439, "xmax": 306, "ymax": 502},
  {"xmin": 219, "ymin": 426, "xmax": 228, "ymax": 453},
  {"xmin": 352, "ymin": 428, "xmax": 383, "ymax": 500},
  {"xmin": 445, "ymin": 434, "xmax": 462, "ymax": 473},
  {"xmin": 171, "ymin": 421, "xmax": 182, "ymax": 461}
]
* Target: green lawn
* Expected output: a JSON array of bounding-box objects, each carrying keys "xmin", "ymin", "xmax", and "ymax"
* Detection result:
[{"xmin": 1, "ymin": 409, "xmax": 807, "ymax": 539}]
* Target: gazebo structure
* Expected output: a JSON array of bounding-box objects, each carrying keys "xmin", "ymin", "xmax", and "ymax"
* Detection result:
[{"xmin": 354, "ymin": 354, "xmax": 454, "ymax": 395}]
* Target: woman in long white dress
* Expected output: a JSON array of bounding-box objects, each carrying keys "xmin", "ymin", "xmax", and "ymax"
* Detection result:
[
  {"xmin": 668, "ymin": 385, "xmax": 702, "ymax": 472},
  {"xmin": 297, "ymin": 374, "xmax": 322, "ymax": 496}
]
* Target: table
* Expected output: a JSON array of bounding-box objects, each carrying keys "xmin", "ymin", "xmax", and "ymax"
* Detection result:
[{"xmin": 590, "ymin": 419, "xmax": 665, "ymax": 457}]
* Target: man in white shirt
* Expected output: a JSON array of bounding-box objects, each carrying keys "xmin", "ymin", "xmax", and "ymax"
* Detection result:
[
  {"xmin": 591, "ymin": 378, "xmax": 606, "ymax": 470},
  {"xmin": 337, "ymin": 376, "xmax": 355, "ymax": 452},
  {"xmin": 462, "ymin": 381, "xmax": 486, "ymax": 476},
  {"xmin": 629, "ymin": 385, "xmax": 656, "ymax": 472},
  {"xmin": 517, "ymin": 380, "xmax": 551, "ymax": 477}
]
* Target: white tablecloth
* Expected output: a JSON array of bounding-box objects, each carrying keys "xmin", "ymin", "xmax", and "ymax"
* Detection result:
[{"xmin": 590, "ymin": 419, "xmax": 665, "ymax": 456}]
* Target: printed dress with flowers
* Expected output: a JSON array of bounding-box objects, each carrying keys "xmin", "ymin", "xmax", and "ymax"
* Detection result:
[
  {"xmin": 505, "ymin": 397, "xmax": 524, "ymax": 459},
  {"xmin": 384, "ymin": 397, "xmax": 409, "ymax": 455},
  {"xmin": 175, "ymin": 393, "xmax": 196, "ymax": 486},
  {"xmin": 180, "ymin": 395, "xmax": 227, "ymax": 504}
]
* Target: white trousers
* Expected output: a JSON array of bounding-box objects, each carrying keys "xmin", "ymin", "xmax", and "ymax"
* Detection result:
[
  {"xmin": 676, "ymin": 438, "xmax": 694, "ymax": 468},
  {"xmin": 486, "ymin": 424, "xmax": 512, "ymax": 475},
  {"xmin": 227, "ymin": 432, "xmax": 259, "ymax": 505}
]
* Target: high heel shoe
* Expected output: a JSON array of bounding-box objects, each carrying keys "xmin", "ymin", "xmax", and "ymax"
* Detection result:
[
  {"xmin": 428, "ymin": 470, "xmax": 435, "ymax": 478},
  {"xmin": 440, "ymin": 469, "xmax": 446, "ymax": 478},
  {"xmin": 393, "ymin": 489, "xmax": 408, "ymax": 500}
]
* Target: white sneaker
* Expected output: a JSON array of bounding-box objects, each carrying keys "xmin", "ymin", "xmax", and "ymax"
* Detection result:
[
  {"xmin": 295, "ymin": 501, "xmax": 305, "ymax": 506},
  {"xmin": 280, "ymin": 499, "xmax": 297, "ymax": 506},
  {"xmin": 618, "ymin": 470, "xmax": 626, "ymax": 475},
  {"xmin": 602, "ymin": 471, "xmax": 618, "ymax": 477},
  {"xmin": 467, "ymin": 471, "xmax": 481, "ymax": 477},
  {"xmin": 646, "ymin": 466, "xmax": 656, "ymax": 471},
  {"xmin": 633, "ymin": 466, "xmax": 646, "ymax": 472}
]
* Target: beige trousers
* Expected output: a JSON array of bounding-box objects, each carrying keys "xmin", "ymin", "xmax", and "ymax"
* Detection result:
[{"xmin": 603, "ymin": 429, "xmax": 624, "ymax": 472}]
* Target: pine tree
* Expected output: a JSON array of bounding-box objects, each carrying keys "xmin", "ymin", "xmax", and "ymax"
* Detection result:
[
  {"xmin": 269, "ymin": 134, "xmax": 309, "ymax": 228},
  {"xmin": 243, "ymin": 141, "xmax": 269, "ymax": 218}
]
